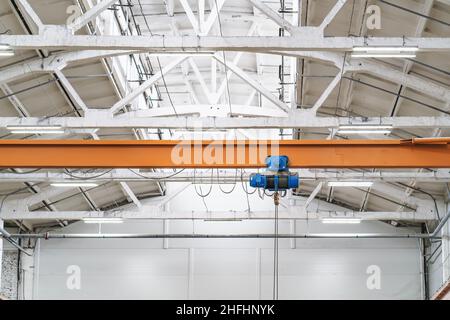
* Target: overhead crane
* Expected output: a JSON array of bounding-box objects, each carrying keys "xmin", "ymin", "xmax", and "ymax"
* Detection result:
[
  {"xmin": 1, "ymin": 137, "xmax": 450, "ymax": 244},
  {"xmin": 0, "ymin": 138, "xmax": 450, "ymax": 168}
]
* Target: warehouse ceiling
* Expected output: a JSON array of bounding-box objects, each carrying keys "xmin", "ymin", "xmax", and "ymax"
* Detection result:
[{"xmin": 0, "ymin": 0, "xmax": 449, "ymax": 231}]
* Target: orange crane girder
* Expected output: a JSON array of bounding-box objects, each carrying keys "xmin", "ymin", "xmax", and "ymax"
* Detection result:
[{"xmin": 0, "ymin": 139, "xmax": 450, "ymax": 168}]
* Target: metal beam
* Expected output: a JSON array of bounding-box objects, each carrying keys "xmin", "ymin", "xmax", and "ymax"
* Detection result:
[
  {"xmin": 1, "ymin": 34, "xmax": 448, "ymax": 51},
  {"xmin": 213, "ymin": 54, "xmax": 290, "ymax": 112},
  {"xmin": 0, "ymin": 209, "xmax": 433, "ymax": 221},
  {"xmin": 0, "ymin": 139, "xmax": 450, "ymax": 168},
  {"xmin": 16, "ymin": 0, "xmax": 44, "ymax": 32},
  {"xmin": 247, "ymin": 0, "xmax": 298, "ymax": 35},
  {"xmin": 68, "ymin": 0, "xmax": 118, "ymax": 32},
  {"xmin": 2, "ymin": 114, "xmax": 450, "ymax": 129},
  {"xmin": 118, "ymin": 105, "xmax": 287, "ymax": 117},
  {"xmin": 2, "ymin": 169, "xmax": 450, "ymax": 183},
  {"xmin": 110, "ymin": 56, "xmax": 188, "ymax": 113},
  {"xmin": 319, "ymin": 0, "xmax": 348, "ymax": 30}
]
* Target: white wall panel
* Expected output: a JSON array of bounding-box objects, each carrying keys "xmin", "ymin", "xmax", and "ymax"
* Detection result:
[{"xmin": 32, "ymin": 184, "xmax": 423, "ymax": 300}]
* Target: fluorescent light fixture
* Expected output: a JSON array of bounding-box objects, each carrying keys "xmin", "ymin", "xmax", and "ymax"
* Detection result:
[
  {"xmin": 339, "ymin": 125, "xmax": 393, "ymax": 130},
  {"xmin": 338, "ymin": 130, "xmax": 392, "ymax": 135},
  {"xmin": 9, "ymin": 130, "xmax": 65, "ymax": 134},
  {"xmin": 150, "ymin": 52, "xmax": 214, "ymax": 57},
  {"xmin": 51, "ymin": 182, "xmax": 99, "ymax": 188},
  {"xmin": 328, "ymin": 181, "xmax": 373, "ymax": 187},
  {"xmin": 351, "ymin": 53, "xmax": 416, "ymax": 58},
  {"xmin": 352, "ymin": 47, "xmax": 419, "ymax": 52},
  {"xmin": 337, "ymin": 125, "xmax": 392, "ymax": 135},
  {"xmin": 352, "ymin": 47, "xmax": 418, "ymax": 58},
  {"xmin": 0, "ymin": 51, "xmax": 14, "ymax": 57},
  {"xmin": 321, "ymin": 218, "xmax": 361, "ymax": 224},
  {"xmin": 83, "ymin": 218, "xmax": 124, "ymax": 224},
  {"xmin": 7, "ymin": 125, "xmax": 65, "ymax": 134},
  {"xmin": 0, "ymin": 44, "xmax": 14, "ymax": 57},
  {"xmin": 7, "ymin": 126, "xmax": 63, "ymax": 130}
]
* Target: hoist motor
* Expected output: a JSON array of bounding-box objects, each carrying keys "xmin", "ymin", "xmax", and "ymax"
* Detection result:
[{"xmin": 249, "ymin": 156, "xmax": 299, "ymax": 191}]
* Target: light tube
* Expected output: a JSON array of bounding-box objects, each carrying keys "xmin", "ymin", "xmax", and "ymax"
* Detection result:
[
  {"xmin": 9, "ymin": 130, "xmax": 65, "ymax": 134},
  {"xmin": 51, "ymin": 182, "xmax": 99, "ymax": 188},
  {"xmin": 328, "ymin": 181, "xmax": 373, "ymax": 187},
  {"xmin": 351, "ymin": 53, "xmax": 416, "ymax": 58},
  {"xmin": 338, "ymin": 125, "xmax": 393, "ymax": 130},
  {"xmin": 0, "ymin": 51, "xmax": 14, "ymax": 57},
  {"xmin": 83, "ymin": 218, "xmax": 124, "ymax": 224},
  {"xmin": 321, "ymin": 218, "xmax": 362, "ymax": 224},
  {"xmin": 338, "ymin": 130, "xmax": 392, "ymax": 135},
  {"xmin": 7, "ymin": 125, "xmax": 65, "ymax": 134},
  {"xmin": 7, "ymin": 126, "xmax": 63, "ymax": 130},
  {"xmin": 352, "ymin": 47, "xmax": 419, "ymax": 52}
]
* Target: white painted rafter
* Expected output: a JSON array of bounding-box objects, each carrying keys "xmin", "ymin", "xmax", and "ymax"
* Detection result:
[
  {"xmin": 110, "ymin": 56, "xmax": 188, "ymax": 113},
  {"xmin": 213, "ymin": 54, "xmax": 290, "ymax": 113},
  {"xmin": 1, "ymin": 34, "xmax": 448, "ymax": 51},
  {"xmin": 319, "ymin": 0, "xmax": 348, "ymax": 31},
  {"xmin": 2, "ymin": 114, "xmax": 450, "ymax": 129},
  {"xmin": 4, "ymin": 169, "xmax": 450, "ymax": 183},
  {"xmin": 16, "ymin": 0, "xmax": 44, "ymax": 32},
  {"xmin": 68, "ymin": 0, "xmax": 118, "ymax": 32}
]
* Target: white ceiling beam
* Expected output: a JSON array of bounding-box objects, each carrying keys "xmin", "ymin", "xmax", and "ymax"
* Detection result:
[
  {"xmin": 213, "ymin": 22, "xmax": 258, "ymax": 104},
  {"xmin": 16, "ymin": 0, "xmax": 44, "ymax": 32},
  {"xmin": 202, "ymin": 0, "xmax": 226, "ymax": 35},
  {"xmin": 0, "ymin": 50, "xmax": 133, "ymax": 85},
  {"xmin": 0, "ymin": 209, "xmax": 434, "ymax": 221},
  {"xmin": 319, "ymin": 0, "xmax": 348, "ymax": 31},
  {"xmin": 166, "ymin": 0, "xmax": 175, "ymax": 16},
  {"xmin": 1, "ymin": 48, "xmax": 446, "ymax": 105},
  {"xmin": 68, "ymin": 0, "xmax": 118, "ymax": 32},
  {"xmin": 310, "ymin": 73, "xmax": 342, "ymax": 114},
  {"xmin": 198, "ymin": 0, "xmax": 206, "ymax": 34},
  {"xmin": 305, "ymin": 182, "xmax": 323, "ymax": 209},
  {"xmin": 119, "ymin": 104, "xmax": 286, "ymax": 117},
  {"xmin": 346, "ymin": 59, "xmax": 450, "ymax": 103},
  {"xmin": 120, "ymin": 182, "xmax": 142, "ymax": 208},
  {"xmin": 188, "ymin": 58, "xmax": 214, "ymax": 103},
  {"xmin": 2, "ymin": 34, "xmax": 448, "ymax": 51},
  {"xmin": 277, "ymin": 50, "xmax": 450, "ymax": 103},
  {"xmin": 213, "ymin": 54, "xmax": 290, "ymax": 113},
  {"xmin": 2, "ymin": 114, "xmax": 450, "ymax": 129},
  {"xmin": 247, "ymin": 0, "xmax": 299, "ymax": 35},
  {"xmin": 53, "ymin": 69, "xmax": 89, "ymax": 113},
  {"xmin": 0, "ymin": 84, "xmax": 30, "ymax": 117},
  {"xmin": 110, "ymin": 56, "xmax": 188, "ymax": 114},
  {"xmin": 3, "ymin": 187, "xmax": 75, "ymax": 212},
  {"xmin": 391, "ymin": 0, "xmax": 435, "ymax": 117},
  {"xmin": 178, "ymin": 0, "xmax": 200, "ymax": 34},
  {"xmin": 3, "ymin": 169, "xmax": 450, "ymax": 183}
]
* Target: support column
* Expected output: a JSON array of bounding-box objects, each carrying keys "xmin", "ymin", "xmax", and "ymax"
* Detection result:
[
  {"xmin": 18, "ymin": 248, "xmax": 35, "ymax": 300},
  {"xmin": 443, "ymin": 209, "xmax": 450, "ymax": 282}
]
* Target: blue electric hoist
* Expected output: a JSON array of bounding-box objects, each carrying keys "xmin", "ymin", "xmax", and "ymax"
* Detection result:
[{"xmin": 249, "ymin": 156, "xmax": 299, "ymax": 194}]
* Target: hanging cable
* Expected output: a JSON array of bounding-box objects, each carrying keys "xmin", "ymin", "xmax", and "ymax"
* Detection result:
[
  {"xmin": 273, "ymin": 192, "xmax": 280, "ymax": 300},
  {"xmin": 135, "ymin": 0, "xmax": 179, "ymax": 116},
  {"xmin": 213, "ymin": 0, "xmax": 233, "ymax": 116},
  {"xmin": 128, "ymin": 168, "xmax": 186, "ymax": 180},
  {"xmin": 194, "ymin": 169, "xmax": 214, "ymax": 198},
  {"xmin": 63, "ymin": 169, "xmax": 114, "ymax": 180},
  {"xmin": 217, "ymin": 169, "xmax": 238, "ymax": 194}
]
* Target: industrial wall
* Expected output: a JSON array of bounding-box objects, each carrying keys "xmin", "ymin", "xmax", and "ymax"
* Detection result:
[
  {"xmin": 29, "ymin": 183, "xmax": 423, "ymax": 300},
  {"xmin": 428, "ymin": 218, "xmax": 450, "ymax": 297},
  {"xmin": 0, "ymin": 250, "xmax": 18, "ymax": 300}
]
